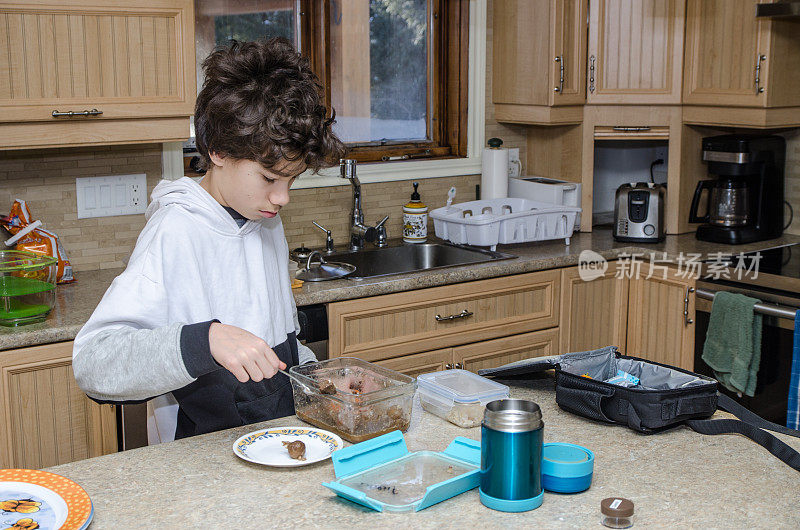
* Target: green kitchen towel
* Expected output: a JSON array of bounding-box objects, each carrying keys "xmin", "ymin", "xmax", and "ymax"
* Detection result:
[{"xmin": 702, "ymin": 291, "xmax": 763, "ymax": 397}]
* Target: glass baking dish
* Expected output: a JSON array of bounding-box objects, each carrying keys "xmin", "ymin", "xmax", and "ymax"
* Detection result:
[
  {"xmin": 289, "ymin": 357, "xmax": 416, "ymax": 443},
  {"xmin": 0, "ymin": 250, "xmax": 57, "ymax": 326}
]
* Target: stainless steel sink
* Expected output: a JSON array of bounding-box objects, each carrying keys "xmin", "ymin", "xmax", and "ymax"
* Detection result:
[{"xmin": 323, "ymin": 241, "xmax": 515, "ymax": 279}]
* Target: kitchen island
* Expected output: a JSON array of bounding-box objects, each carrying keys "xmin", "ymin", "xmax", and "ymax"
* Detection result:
[{"xmin": 46, "ymin": 376, "xmax": 800, "ymax": 528}]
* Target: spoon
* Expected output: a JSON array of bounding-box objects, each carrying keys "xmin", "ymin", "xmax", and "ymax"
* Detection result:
[{"xmin": 278, "ymin": 368, "xmax": 337, "ymax": 395}]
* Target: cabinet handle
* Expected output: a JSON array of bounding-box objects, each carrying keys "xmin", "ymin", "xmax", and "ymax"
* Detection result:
[
  {"xmin": 754, "ymin": 54, "xmax": 766, "ymax": 94},
  {"xmin": 684, "ymin": 287, "xmax": 695, "ymax": 326},
  {"xmin": 612, "ymin": 126, "xmax": 651, "ymax": 132},
  {"xmin": 554, "ymin": 55, "xmax": 564, "ymax": 93},
  {"xmin": 588, "ymin": 55, "xmax": 595, "ymax": 93},
  {"xmin": 445, "ymin": 363, "xmax": 454, "ymax": 370},
  {"xmin": 435, "ymin": 309, "xmax": 473, "ymax": 322},
  {"xmin": 52, "ymin": 108, "xmax": 103, "ymax": 118},
  {"xmin": 454, "ymin": 362, "xmax": 464, "ymax": 369}
]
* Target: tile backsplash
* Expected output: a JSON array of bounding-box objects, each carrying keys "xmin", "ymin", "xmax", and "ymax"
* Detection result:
[{"xmin": 0, "ymin": 144, "xmax": 163, "ymax": 271}]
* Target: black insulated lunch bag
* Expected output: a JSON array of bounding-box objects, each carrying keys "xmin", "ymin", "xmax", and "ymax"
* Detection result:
[{"xmin": 479, "ymin": 346, "xmax": 800, "ymax": 472}]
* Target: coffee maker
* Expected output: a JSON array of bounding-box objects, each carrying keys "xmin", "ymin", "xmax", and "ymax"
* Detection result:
[{"xmin": 688, "ymin": 134, "xmax": 785, "ymax": 244}]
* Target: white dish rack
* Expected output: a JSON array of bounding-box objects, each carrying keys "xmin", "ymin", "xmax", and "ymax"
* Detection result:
[{"xmin": 430, "ymin": 198, "xmax": 581, "ymax": 250}]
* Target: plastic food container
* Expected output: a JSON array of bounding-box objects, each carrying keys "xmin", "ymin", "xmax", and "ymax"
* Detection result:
[
  {"xmin": 417, "ymin": 369, "xmax": 509, "ymax": 428},
  {"xmin": 289, "ymin": 357, "xmax": 416, "ymax": 443},
  {"xmin": 323, "ymin": 431, "xmax": 481, "ymax": 512},
  {"xmin": 542, "ymin": 442, "xmax": 595, "ymax": 493},
  {"xmin": 0, "ymin": 250, "xmax": 58, "ymax": 327}
]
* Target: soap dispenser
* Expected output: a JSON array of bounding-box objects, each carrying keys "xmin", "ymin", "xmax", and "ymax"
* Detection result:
[{"xmin": 403, "ymin": 182, "xmax": 428, "ymax": 244}]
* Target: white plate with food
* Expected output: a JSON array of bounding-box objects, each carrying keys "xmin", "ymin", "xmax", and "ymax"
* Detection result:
[{"xmin": 233, "ymin": 426, "xmax": 343, "ymax": 467}]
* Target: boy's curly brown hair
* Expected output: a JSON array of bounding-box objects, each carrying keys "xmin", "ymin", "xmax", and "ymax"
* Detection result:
[{"xmin": 194, "ymin": 37, "xmax": 346, "ymax": 174}]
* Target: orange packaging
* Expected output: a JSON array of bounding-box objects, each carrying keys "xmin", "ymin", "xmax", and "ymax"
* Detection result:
[{"xmin": 2, "ymin": 199, "xmax": 75, "ymax": 284}]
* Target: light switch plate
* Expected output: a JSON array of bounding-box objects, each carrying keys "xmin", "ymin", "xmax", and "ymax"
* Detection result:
[{"xmin": 76, "ymin": 174, "xmax": 147, "ymax": 219}]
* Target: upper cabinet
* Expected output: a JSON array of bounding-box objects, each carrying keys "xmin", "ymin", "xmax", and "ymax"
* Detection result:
[
  {"xmin": 492, "ymin": 0, "xmax": 587, "ymax": 125},
  {"xmin": 683, "ymin": 0, "xmax": 800, "ymax": 127},
  {"xmin": 587, "ymin": 0, "xmax": 685, "ymax": 104},
  {"xmin": 0, "ymin": 0, "xmax": 195, "ymax": 149}
]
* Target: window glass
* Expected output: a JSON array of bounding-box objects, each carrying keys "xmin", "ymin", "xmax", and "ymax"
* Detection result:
[
  {"xmin": 195, "ymin": 0, "xmax": 300, "ymax": 90},
  {"xmin": 330, "ymin": 0, "xmax": 429, "ymax": 144}
]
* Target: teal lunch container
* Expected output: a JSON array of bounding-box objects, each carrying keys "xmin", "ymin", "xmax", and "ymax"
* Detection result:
[{"xmin": 479, "ymin": 399, "xmax": 544, "ymax": 512}]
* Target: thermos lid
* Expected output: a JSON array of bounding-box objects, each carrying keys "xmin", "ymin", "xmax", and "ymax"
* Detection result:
[{"xmin": 482, "ymin": 399, "xmax": 542, "ymax": 432}]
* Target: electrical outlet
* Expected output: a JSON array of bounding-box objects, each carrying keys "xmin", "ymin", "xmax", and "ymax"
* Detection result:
[
  {"xmin": 76, "ymin": 174, "xmax": 147, "ymax": 219},
  {"xmin": 508, "ymin": 148, "xmax": 521, "ymax": 178}
]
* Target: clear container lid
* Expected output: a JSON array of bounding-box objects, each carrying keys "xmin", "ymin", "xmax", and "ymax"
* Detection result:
[{"xmin": 417, "ymin": 369, "xmax": 509, "ymax": 405}]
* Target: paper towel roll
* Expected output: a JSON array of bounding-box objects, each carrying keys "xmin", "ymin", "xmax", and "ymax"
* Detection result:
[{"xmin": 481, "ymin": 147, "xmax": 509, "ymax": 199}]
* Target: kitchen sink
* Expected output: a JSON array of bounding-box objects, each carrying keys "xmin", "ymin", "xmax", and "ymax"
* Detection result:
[{"xmin": 323, "ymin": 241, "xmax": 516, "ymax": 279}]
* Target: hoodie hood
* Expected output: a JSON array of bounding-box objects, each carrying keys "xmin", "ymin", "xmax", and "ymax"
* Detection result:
[{"xmin": 146, "ymin": 177, "xmax": 262, "ymax": 235}]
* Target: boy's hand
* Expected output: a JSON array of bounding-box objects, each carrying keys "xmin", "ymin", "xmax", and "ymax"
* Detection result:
[{"xmin": 208, "ymin": 323, "xmax": 286, "ymax": 383}]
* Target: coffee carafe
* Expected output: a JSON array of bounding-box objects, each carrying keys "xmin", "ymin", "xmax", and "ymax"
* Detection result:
[
  {"xmin": 688, "ymin": 135, "xmax": 785, "ymax": 245},
  {"xmin": 690, "ymin": 177, "xmax": 750, "ymax": 227}
]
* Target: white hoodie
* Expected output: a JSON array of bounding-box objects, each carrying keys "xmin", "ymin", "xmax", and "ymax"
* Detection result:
[{"xmin": 73, "ymin": 177, "xmax": 315, "ymax": 402}]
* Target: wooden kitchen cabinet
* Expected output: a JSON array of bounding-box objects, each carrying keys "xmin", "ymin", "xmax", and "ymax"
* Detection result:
[
  {"xmin": 453, "ymin": 328, "xmax": 559, "ymax": 372},
  {"xmin": 0, "ymin": 341, "xmax": 117, "ymax": 469},
  {"xmin": 587, "ymin": 0, "xmax": 685, "ymax": 105},
  {"xmin": 626, "ymin": 266, "xmax": 696, "ymax": 370},
  {"xmin": 375, "ymin": 348, "xmax": 453, "ymax": 378},
  {"xmin": 682, "ymin": 0, "xmax": 800, "ymax": 127},
  {"xmin": 327, "ymin": 270, "xmax": 560, "ymax": 361},
  {"xmin": 559, "ymin": 265, "xmax": 628, "ymax": 353},
  {"xmin": 492, "ymin": 0, "xmax": 587, "ymax": 124},
  {"xmin": 0, "ymin": 0, "xmax": 195, "ymax": 149},
  {"xmin": 374, "ymin": 329, "xmax": 558, "ymax": 376}
]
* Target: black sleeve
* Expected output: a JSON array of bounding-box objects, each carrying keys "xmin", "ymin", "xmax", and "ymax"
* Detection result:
[{"xmin": 180, "ymin": 319, "xmax": 221, "ymax": 377}]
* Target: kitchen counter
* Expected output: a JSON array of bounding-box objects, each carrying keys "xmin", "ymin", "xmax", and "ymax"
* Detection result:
[
  {"xmin": 3, "ymin": 228, "xmax": 799, "ymax": 350},
  {"xmin": 46, "ymin": 376, "xmax": 800, "ymax": 528}
]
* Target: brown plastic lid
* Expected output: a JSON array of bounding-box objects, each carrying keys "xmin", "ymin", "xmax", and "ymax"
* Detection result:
[{"xmin": 601, "ymin": 497, "xmax": 634, "ymax": 517}]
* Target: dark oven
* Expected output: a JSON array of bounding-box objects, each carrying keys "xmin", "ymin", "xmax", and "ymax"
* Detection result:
[{"xmin": 693, "ymin": 245, "xmax": 800, "ymax": 424}]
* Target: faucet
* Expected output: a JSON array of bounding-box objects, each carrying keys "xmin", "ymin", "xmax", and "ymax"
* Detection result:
[{"xmin": 340, "ymin": 159, "xmax": 383, "ymax": 251}]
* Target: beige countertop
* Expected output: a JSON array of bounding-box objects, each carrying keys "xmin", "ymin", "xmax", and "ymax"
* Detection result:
[
  {"xmin": 46, "ymin": 377, "xmax": 800, "ymax": 528},
  {"xmin": 2, "ymin": 228, "xmax": 799, "ymax": 351}
]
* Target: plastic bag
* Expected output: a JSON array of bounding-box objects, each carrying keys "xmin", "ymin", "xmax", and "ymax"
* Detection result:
[{"xmin": 2, "ymin": 199, "xmax": 75, "ymax": 283}]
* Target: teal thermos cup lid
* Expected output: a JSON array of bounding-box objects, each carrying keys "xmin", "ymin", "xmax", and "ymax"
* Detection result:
[{"xmin": 541, "ymin": 442, "xmax": 595, "ymax": 493}]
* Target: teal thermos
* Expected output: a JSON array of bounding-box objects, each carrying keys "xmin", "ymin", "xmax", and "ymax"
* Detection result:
[{"xmin": 479, "ymin": 399, "xmax": 544, "ymax": 512}]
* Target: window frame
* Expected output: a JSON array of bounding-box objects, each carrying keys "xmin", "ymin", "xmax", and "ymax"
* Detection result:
[{"xmin": 169, "ymin": 0, "xmax": 486, "ymax": 185}]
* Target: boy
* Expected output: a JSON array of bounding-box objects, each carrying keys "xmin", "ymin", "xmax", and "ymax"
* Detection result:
[{"xmin": 73, "ymin": 38, "xmax": 346, "ymax": 439}]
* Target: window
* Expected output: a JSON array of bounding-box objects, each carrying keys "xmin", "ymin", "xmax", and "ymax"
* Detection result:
[{"xmin": 193, "ymin": 0, "xmax": 470, "ymax": 164}]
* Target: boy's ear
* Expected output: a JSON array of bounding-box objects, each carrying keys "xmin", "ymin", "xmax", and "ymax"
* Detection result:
[{"xmin": 208, "ymin": 152, "xmax": 226, "ymax": 167}]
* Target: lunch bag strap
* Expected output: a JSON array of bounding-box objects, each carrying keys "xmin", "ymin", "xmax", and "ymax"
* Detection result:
[{"xmin": 685, "ymin": 393, "xmax": 800, "ymax": 472}]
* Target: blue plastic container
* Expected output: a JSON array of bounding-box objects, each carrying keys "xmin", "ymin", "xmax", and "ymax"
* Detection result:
[{"xmin": 541, "ymin": 442, "xmax": 595, "ymax": 493}]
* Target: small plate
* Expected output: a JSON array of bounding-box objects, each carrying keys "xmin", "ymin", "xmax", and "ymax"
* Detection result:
[
  {"xmin": 0, "ymin": 469, "xmax": 93, "ymax": 530},
  {"xmin": 233, "ymin": 426, "xmax": 343, "ymax": 467}
]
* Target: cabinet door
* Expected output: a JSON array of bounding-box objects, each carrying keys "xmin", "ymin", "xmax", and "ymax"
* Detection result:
[
  {"xmin": 0, "ymin": 0, "xmax": 194, "ymax": 148},
  {"xmin": 587, "ymin": 0, "xmax": 685, "ymax": 104},
  {"xmin": 551, "ymin": 0, "xmax": 588, "ymax": 106},
  {"xmin": 683, "ymin": 0, "xmax": 770, "ymax": 107},
  {"xmin": 453, "ymin": 328, "xmax": 559, "ymax": 373},
  {"xmin": 626, "ymin": 268, "xmax": 695, "ymax": 370},
  {"xmin": 559, "ymin": 266, "xmax": 628, "ymax": 353},
  {"xmin": 493, "ymin": 0, "xmax": 586, "ymax": 124},
  {"xmin": 0, "ymin": 342, "xmax": 117, "ymax": 469},
  {"xmin": 328, "ymin": 270, "xmax": 560, "ymax": 361},
  {"xmin": 493, "ymin": 0, "xmax": 554, "ymax": 108}
]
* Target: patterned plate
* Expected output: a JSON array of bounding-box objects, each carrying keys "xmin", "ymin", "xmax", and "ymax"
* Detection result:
[
  {"xmin": 233, "ymin": 426, "xmax": 343, "ymax": 467},
  {"xmin": 0, "ymin": 469, "xmax": 92, "ymax": 530}
]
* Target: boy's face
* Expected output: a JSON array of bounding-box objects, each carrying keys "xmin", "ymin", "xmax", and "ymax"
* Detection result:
[{"xmin": 204, "ymin": 153, "xmax": 306, "ymax": 220}]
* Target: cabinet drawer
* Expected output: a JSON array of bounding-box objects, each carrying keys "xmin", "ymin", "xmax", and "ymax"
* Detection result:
[
  {"xmin": 454, "ymin": 328, "xmax": 560, "ymax": 373},
  {"xmin": 328, "ymin": 270, "xmax": 560, "ymax": 361},
  {"xmin": 374, "ymin": 348, "xmax": 452, "ymax": 378}
]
